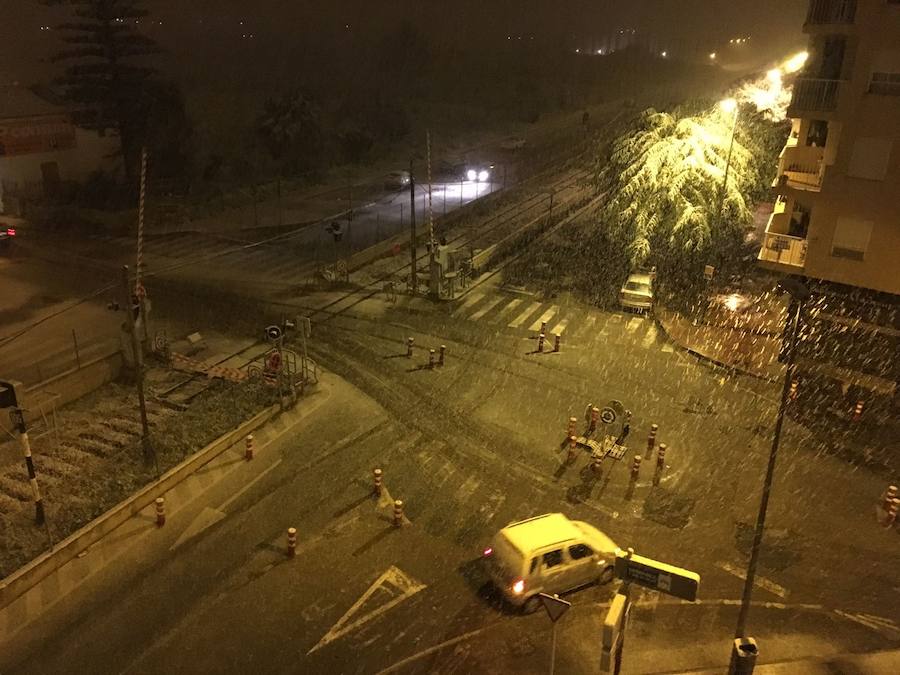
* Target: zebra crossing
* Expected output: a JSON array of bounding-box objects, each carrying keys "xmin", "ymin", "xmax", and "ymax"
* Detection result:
[{"xmin": 449, "ymin": 290, "xmax": 672, "ymax": 353}]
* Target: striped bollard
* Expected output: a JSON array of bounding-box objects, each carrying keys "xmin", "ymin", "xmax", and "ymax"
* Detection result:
[
  {"xmin": 553, "ymin": 333, "xmax": 561, "ymax": 353},
  {"xmin": 589, "ymin": 406, "xmax": 599, "ymax": 433},
  {"xmin": 592, "ymin": 453, "xmax": 603, "ymax": 474},
  {"xmin": 245, "ymin": 434, "xmax": 254, "ymax": 461},
  {"xmin": 789, "ymin": 380, "xmax": 798, "ymax": 402},
  {"xmin": 439, "ymin": 345, "xmax": 446, "ymax": 366},
  {"xmin": 406, "ymin": 337, "xmax": 414, "ymax": 357},
  {"xmin": 852, "ymin": 400, "xmax": 864, "ymax": 422},
  {"xmin": 537, "ymin": 333, "xmax": 545, "ymax": 353},
  {"xmin": 630, "ymin": 454, "xmax": 642, "ymax": 480},
  {"xmin": 646, "ymin": 424, "xmax": 658, "ymax": 454},
  {"xmin": 393, "ymin": 500, "xmax": 404, "ymax": 527},
  {"xmin": 287, "ymin": 527, "xmax": 297, "ymax": 558},
  {"xmin": 885, "ymin": 499, "xmax": 899, "ymax": 529},
  {"xmin": 540, "ymin": 321, "xmax": 547, "ymax": 336},
  {"xmin": 657, "ymin": 443, "xmax": 667, "ymax": 470},
  {"xmin": 373, "ymin": 468, "xmax": 383, "ymax": 497},
  {"xmin": 428, "ymin": 349, "xmax": 435, "ymax": 369},
  {"xmin": 568, "ymin": 435, "xmax": 578, "ymax": 463},
  {"xmin": 882, "ymin": 485, "xmax": 898, "ymax": 513},
  {"xmin": 155, "ymin": 497, "xmax": 166, "ymax": 527},
  {"xmin": 567, "ymin": 416, "xmax": 577, "ymax": 439}
]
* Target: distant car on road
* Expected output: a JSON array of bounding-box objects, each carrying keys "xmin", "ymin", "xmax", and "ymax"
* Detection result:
[
  {"xmin": 483, "ymin": 512, "xmax": 618, "ymax": 613},
  {"xmin": 500, "ymin": 137, "xmax": 526, "ymax": 151},
  {"xmin": 0, "ymin": 224, "xmax": 16, "ymax": 252},
  {"xmin": 384, "ymin": 171, "xmax": 411, "ymax": 190},
  {"xmin": 619, "ymin": 272, "xmax": 654, "ymax": 312}
]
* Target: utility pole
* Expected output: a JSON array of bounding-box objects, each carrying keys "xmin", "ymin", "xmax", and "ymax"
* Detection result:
[
  {"xmin": 731, "ymin": 278, "xmax": 809, "ymax": 674},
  {"xmin": 122, "ymin": 265, "xmax": 155, "ymax": 469},
  {"xmin": 408, "ymin": 157, "xmax": 417, "ymax": 295}
]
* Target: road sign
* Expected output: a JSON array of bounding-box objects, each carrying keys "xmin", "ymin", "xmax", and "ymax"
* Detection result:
[
  {"xmin": 600, "ymin": 407, "xmax": 617, "ymax": 425},
  {"xmin": 601, "ymin": 591, "xmax": 630, "ymax": 673},
  {"xmin": 602, "ymin": 592, "xmax": 628, "ymax": 648},
  {"xmin": 538, "ymin": 593, "xmax": 571, "ymax": 623},
  {"xmin": 704, "ymin": 264, "xmax": 715, "ymax": 281},
  {"xmin": 614, "ymin": 549, "xmax": 700, "ymax": 602},
  {"xmin": 0, "ymin": 380, "xmax": 20, "ymax": 409},
  {"xmin": 265, "ymin": 325, "xmax": 282, "ymax": 342}
]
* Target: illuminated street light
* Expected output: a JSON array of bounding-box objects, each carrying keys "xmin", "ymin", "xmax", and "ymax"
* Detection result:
[
  {"xmin": 766, "ymin": 68, "xmax": 782, "ymax": 85},
  {"xmin": 715, "ymin": 98, "xmax": 740, "ymax": 228},
  {"xmin": 709, "ymin": 52, "xmax": 717, "ymax": 60},
  {"xmin": 660, "ymin": 51, "xmax": 667, "ymax": 58},
  {"xmin": 783, "ymin": 51, "xmax": 809, "ymax": 74}
]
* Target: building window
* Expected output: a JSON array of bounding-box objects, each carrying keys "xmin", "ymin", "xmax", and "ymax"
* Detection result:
[
  {"xmin": 805, "ymin": 120, "xmax": 829, "ymax": 147},
  {"xmin": 847, "ymin": 137, "xmax": 892, "ymax": 180},
  {"xmin": 831, "ymin": 217, "xmax": 873, "ymax": 261},
  {"xmin": 869, "ymin": 71, "xmax": 900, "ymax": 95}
]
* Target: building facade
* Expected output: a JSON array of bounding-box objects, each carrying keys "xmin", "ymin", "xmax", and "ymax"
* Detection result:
[
  {"xmin": 758, "ymin": 0, "xmax": 899, "ymax": 433},
  {"xmin": 0, "ymin": 85, "xmax": 120, "ymax": 214}
]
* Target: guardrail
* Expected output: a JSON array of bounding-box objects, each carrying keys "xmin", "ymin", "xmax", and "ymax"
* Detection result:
[{"xmin": 791, "ymin": 78, "xmax": 842, "ymax": 112}]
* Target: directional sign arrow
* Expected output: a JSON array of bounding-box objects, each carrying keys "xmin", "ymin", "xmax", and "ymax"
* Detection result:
[{"xmin": 538, "ymin": 592, "xmax": 571, "ymax": 623}]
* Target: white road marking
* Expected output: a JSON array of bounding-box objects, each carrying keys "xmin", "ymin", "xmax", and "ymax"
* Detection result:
[
  {"xmin": 716, "ymin": 561, "xmax": 788, "ymax": 599},
  {"xmin": 455, "ymin": 474, "xmax": 481, "ymax": 502},
  {"xmin": 661, "ymin": 343, "xmax": 674, "ymax": 353},
  {"xmin": 834, "ymin": 610, "xmax": 900, "ymax": 635},
  {"xmin": 574, "ymin": 314, "xmax": 597, "ymax": 339},
  {"xmin": 219, "ymin": 458, "xmax": 283, "ymax": 511},
  {"xmin": 508, "ymin": 301, "xmax": 542, "ymax": 328},
  {"xmin": 626, "ymin": 317, "xmax": 643, "ymax": 334},
  {"xmin": 528, "ymin": 306, "xmax": 560, "ymax": 332},
  {"xmin": 375, "ymin": 629, "xmax": 485, "ymax": 675},
  {"xmin": 493, "ymin": 297, "xmax": 522, "ymax": 320},
  {"xmin": 170, "ymin": 506, "xmax": 227, "ymax": 550},
  {"xmin": 451, "ymin": 292, "xmax": 485, "ymax": 316},
  {"xmin": 549, "ymin": 318, "xmax": 569, "ymax": 336},
  {"xmin": 468, "ymin": 296, "xmax": 504, "ymax": 321},
  {"xmin": 309, "ymin": 566, "xmax": 427, "ymax": 654},
  {"xmin": 641, "ymin": 322, "xmax": 658, "ymax": 348}
]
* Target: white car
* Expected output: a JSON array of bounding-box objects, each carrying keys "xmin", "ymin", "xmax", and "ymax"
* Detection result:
[
  {"xmin": 619, "ymin": 272, "xmax": 654, "ymax": 312},
  {"xmin": 484, "ymin": 513, "xmax": 619, "ymax": 613},
  {"xmin": 384, "ymin": 171, "xmax": 411, "ymax": 190}
]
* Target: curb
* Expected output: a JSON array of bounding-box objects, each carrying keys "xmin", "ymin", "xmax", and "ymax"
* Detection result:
[
  {"xmin": 653, "ymin": 309, "xmax": 779, "ymax": 384},
  {"xmin": 0, "ymin": 402, "xmax": 280, "ymax": 611}
]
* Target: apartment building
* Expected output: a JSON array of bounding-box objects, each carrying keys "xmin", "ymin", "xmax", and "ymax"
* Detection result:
[{"xmin": 758, "ymin": 0, "xmax": 899, "ymax": 423}]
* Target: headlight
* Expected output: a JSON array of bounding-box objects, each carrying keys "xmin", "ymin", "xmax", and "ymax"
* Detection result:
[
  {"xmin": 466, "ymin": 169, "xmax": 477, "ymax": 181},
  {"xmin": 478, "ymin": 170, "xmax": 490, "ymax": 182},
  {"xmin": 512, "ymin": 579, "xmax": 525, "ymax": 594}
]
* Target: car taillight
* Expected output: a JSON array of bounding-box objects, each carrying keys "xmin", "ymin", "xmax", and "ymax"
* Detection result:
[
  {"xmin": 5, "ymin": 228, "xmax": 14, "ymax": 236},
  {"xmin": 512, "ymin": 579, "xmax": 525, "ymax": 594},
  {"xmin": 483, "ymin": 546, "xmax": 493, "ymax": 557}
]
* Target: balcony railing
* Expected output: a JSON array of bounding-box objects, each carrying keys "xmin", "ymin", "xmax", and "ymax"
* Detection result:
[
  {"xmin": 776, "ymin": 144, "xmax": 825, "ymax": 190},
  {"xmin": 806, "ymin": 0, "xmax": 857, "ymax": 25},
  {"xmin": 758, "ymin": 233, "xmax": 807, "ymax": 268},
  {"xmin": 791, "ymin": 78, "xmax": 842, "ymax": 112}
]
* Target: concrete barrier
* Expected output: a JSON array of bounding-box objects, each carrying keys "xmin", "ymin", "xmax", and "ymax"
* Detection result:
[{"xmin": 0, "ymin": 403, "xmax": 280, "ymax": 610}]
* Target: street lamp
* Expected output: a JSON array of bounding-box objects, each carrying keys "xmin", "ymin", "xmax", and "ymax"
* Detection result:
[
  {"xmin": 730, "ymin": 277, "xmax": 810, "ymax": 674},
  {"xmin": 715, "ymin": 98, "xmax": 739, "ymax": 229}
]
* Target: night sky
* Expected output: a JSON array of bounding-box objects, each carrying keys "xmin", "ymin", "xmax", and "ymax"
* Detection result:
[{"xmin": 1, "ymin": 0, "xmax": 808, "ymax": 85}]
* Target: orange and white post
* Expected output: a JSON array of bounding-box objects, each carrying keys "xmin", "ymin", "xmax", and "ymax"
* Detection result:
[{"xmin": 245, "ymin": 434, "xmax": 254, "ymax": 461}]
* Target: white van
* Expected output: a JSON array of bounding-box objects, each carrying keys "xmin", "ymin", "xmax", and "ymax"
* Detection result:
[{"xmin": 484, "ymin": 513, "xmax": 619, "ymax": 613}]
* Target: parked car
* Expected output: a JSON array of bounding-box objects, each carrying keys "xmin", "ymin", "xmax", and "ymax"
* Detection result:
[
  {"xmin": 484, "ymin": 513, "xmax": 619, "ymax": 613},
  {"xmin": 0, "ymin": 224, "xmax": 16, "ymax": 252},
  {"xmin": 384, "ymin": 170, "xmax": 411, "ymax": 190},
  {"xmin": 619, "ymin": 272, "xmax": 654, "ymax": 312}
]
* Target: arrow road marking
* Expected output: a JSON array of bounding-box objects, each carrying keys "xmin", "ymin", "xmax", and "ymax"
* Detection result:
[
  {"xmin": 716, "ymin": 561, "xmax": 788, "ymax": 599},
  {"xmin": 308, "ymin": 566, "xmax": 426, "ymax": 654}
]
